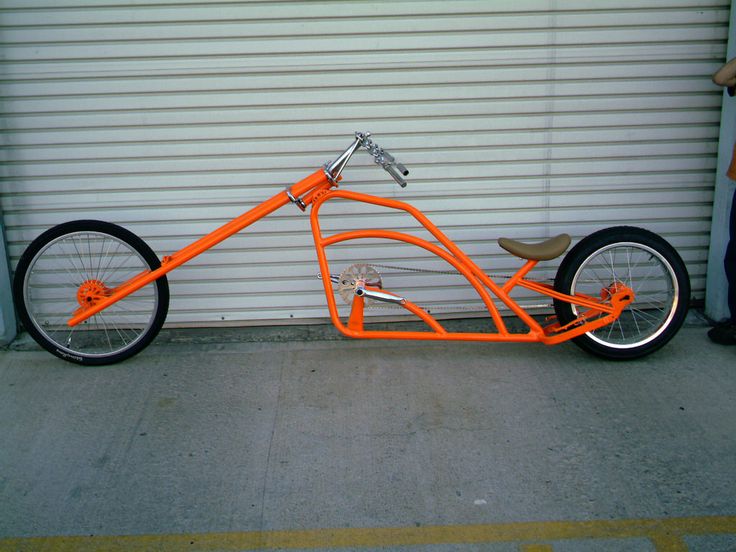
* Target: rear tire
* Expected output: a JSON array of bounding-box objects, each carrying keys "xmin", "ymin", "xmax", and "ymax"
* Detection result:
[
  {"xmin": 553, "ymin": 226, "xmax": 689, "ymax": 360},
  {"xmin": 12, "ymin": 220, "xmax": 169, "ymax": 365}
]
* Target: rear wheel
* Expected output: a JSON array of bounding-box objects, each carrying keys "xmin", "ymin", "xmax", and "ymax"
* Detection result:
[
  {"xmin": 553, "ymin": 226, "xmax": 689, "ymax": 360},
  {"xmin": 12, "ymin": 220, "xmax": 169, "ymax": 365}
]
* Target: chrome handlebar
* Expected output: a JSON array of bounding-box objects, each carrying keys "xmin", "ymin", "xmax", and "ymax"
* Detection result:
[{"xmin": 325, "ymin": 132, "xmax": 409, "ymax": 187}]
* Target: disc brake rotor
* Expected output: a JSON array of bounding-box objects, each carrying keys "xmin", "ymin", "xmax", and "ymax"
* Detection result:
[{"xmin": 337, "ymin": 264, "xmax": 382, "ymax": 305}]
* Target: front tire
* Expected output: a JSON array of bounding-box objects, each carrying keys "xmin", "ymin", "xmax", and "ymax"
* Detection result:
[
  {"xmin": 12, "ymin": 220, "xmax": 169, "ymax": 365},
  {"xmin": 553, "ymin": 226, "xmax": 690, "ymax": 360}
]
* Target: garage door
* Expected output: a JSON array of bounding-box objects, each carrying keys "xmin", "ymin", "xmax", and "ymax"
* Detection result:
[{"xmin": 0, "ymin": 0, "xmax": 728, "ymax": 325}]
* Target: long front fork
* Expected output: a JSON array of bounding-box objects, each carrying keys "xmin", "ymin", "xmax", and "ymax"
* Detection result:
[{"xmin": 67, "ymin": 170, "xmax": 332, "ymax": 327}]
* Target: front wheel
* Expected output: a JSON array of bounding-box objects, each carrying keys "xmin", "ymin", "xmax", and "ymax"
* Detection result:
[
  {"xmin": 553, "ymin": 226, "xmax": 690, "ymax": 360},
  {"xmin": 12, "ymin": 220, "xmax": 169, "ymax": 365}
]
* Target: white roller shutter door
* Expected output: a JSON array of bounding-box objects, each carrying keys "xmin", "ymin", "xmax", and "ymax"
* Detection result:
[{"xmin": 0, "ymin": 0, "xmax": 728, "ymax": 325}]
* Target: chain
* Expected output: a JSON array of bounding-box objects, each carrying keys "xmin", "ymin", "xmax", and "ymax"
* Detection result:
[
  {"xmin": 370, "ymin": 263, "xmax": 457, "ymax": 275},
  {"xmin": 330, "ymin": 261, "xmax": 612, "ymax": 313},
  {"xmin": 367, "ymin": 303, "xmax": 496, "ymax": 312},
  {"xmin": 369, "ymin": 263, "xmax": 554, "ymax": 282},
  {"xmin": 366, "ymin": 301, "xmax": 554, "ymax": 312},
  {"xmin": 353, "ymin": 263, "xmax": 554, "ymax": 311}
]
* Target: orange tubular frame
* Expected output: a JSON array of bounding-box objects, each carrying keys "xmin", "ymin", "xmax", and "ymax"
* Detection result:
[
  {"xmin": 67, "ymin": 168, "xmax": 633, "ymax": 346},
  {"xmin": 310, "ymin": 189, "xmax": 633, "ymax": 345}
]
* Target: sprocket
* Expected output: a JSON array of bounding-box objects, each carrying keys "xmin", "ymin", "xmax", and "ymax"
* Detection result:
[{"xmin": 337, "ymin": 264, "xmax": 382, "ymax": 305}]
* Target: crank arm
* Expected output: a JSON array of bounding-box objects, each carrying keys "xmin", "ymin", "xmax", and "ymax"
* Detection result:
[{"xmin": 355, "ymin": 286, "xmax": 406, "ymax": 305}]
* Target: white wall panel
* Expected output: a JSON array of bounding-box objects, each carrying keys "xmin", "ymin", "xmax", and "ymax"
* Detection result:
[{"xmin": 0, "ymin": 0, "xmax": 727, "ymax": 325}]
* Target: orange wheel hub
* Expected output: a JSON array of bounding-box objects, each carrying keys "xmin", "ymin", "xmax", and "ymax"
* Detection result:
[
  {"xmin": 77, "ymin": 279, "xmax": 111, "ymax": 309},
  {"xmin": 602, "ymin": 282, "xmax": 635, "ymax": 308}
]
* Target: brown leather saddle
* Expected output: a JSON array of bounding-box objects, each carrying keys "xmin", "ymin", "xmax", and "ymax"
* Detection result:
[{"xmin": 497, "ymin": 234, "xmax": 571, "ymax": 261}]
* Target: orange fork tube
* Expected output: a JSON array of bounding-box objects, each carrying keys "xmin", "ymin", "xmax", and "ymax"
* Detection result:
[{"xmin": 68, "ymin": 170, "xmax": 330, "ymax": 326}]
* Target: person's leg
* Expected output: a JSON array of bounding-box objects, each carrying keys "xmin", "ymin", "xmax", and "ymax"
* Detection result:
[
  {"xmin": 726, "ymin": 187, "xmax": 736, "ymax": 322},
  {"xmin": 709, "ymin": 187, "xmax": 736, "ymax": 344}
]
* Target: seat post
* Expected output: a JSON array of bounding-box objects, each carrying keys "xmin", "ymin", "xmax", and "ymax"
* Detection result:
[{"xmin": 501, "ymin": 260, "xmax": 538, "ymax": 292}]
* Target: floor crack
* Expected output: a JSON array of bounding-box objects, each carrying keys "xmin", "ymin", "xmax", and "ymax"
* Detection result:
[{"xmin": 258, "ymin": 358, "xmax": 285, "ymax": 532}]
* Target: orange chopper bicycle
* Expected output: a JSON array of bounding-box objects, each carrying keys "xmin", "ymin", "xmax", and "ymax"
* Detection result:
[{"xmin": 12, "ymin": 132, "xmax": 690, "ymax": 365}]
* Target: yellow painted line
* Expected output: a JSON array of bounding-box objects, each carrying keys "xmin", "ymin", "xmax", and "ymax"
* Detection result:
[
  {"xmin": 519, "ymin": 545, "xmax": 554, "ymax": 552},
  {"xmin": 648, "ymin": 533, "xmax": 689, "ymax": 552},
  {"xmin": 0, "ymin": 515, "xmax": 734, "ymax": 552}
]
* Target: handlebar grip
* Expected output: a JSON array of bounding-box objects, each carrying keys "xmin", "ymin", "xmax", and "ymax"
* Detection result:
[
  {"xmin": 358, "ymin": 135, "xmax": 410, "ymax": 186},
  {"xmin": 385, "ymin": 164, "xmax": 407, "ymax": 187},
  {"xmin": 382, "ymin": 150, "xmax": 408, "ymax": 174}
]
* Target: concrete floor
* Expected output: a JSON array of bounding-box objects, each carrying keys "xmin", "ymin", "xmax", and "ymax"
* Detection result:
[{"xmin": 0, "ymin": 324, "xmax": 735, "ymax": 551}]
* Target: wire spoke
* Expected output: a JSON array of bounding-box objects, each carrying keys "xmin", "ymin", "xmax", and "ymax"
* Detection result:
[
  {"xmin": 573, "ymin": 241, "xmax": 679, "ymax": 348},
  {"xmin": 98, "ymin": 240, "xmax": 124, "ymax": 283},
  {"xmin": 23, "ymin": 229, "xmax": 160, "ymax": 360}
]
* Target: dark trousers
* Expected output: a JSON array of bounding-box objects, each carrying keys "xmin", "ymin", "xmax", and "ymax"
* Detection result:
[{"xmin": 726, "ymin": 187, "xmax": 736, "ymax": 322}]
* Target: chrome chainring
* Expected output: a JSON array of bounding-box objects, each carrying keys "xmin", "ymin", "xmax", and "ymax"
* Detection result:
[{"xmin": 337, "ymin": 264, "xmax": 382, "ymax": 305}]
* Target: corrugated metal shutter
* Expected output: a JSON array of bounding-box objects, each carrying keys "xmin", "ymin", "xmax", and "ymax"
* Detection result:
[{"xmin": 0, "ymin": 0, "xmax": 728, "ymax": 326}]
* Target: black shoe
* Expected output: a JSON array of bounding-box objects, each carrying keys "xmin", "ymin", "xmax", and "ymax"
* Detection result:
[{"xmin": 708, "ymin": 322, "xmax": 736, "ymax": 345}]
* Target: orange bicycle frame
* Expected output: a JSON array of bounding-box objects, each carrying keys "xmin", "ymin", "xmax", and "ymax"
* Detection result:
[{"xmin": 67, "ymin": 167, "xmax": 633, "ymax": 344}]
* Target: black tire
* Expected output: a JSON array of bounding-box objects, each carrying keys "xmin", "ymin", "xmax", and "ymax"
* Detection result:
[
  {"xmin": 12, "ymin": 220, "xmax": 169, "ymax": 365},
  {"xmin": 553, "ymin": 226, "xmax": 690, "ymax": 360}
]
